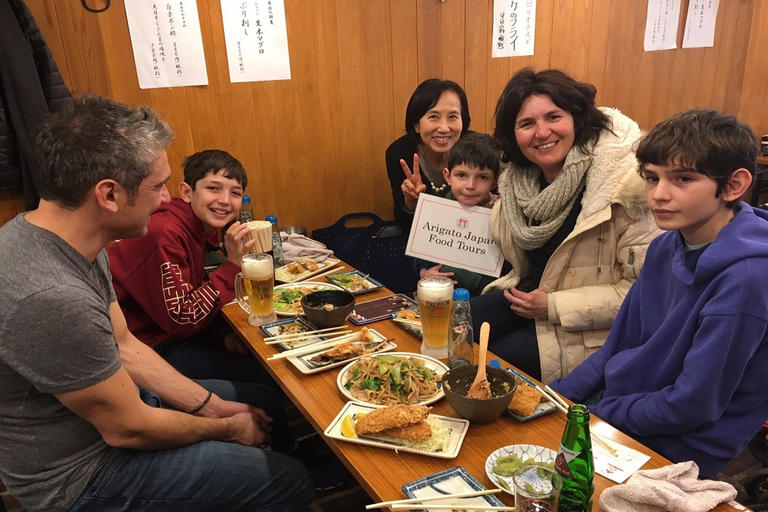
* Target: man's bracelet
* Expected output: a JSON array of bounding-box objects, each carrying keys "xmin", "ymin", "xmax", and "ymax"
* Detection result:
[{"xmin": 189, "ymin": 389, "xmax": 213, "ymax": 415}]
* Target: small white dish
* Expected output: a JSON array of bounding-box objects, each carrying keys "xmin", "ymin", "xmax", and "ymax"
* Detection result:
[
  {"xmin": 336, "ymin": 352, "xmax": 447, "ymax": 406},
  {"xmin": 402, "ymin": 466, "xmax": 506, "ymax": 511},
  {"xmin": 324, "ymin": 401, "xmax": 469, "ymax": 459},
  {"xmin": 485, "ymin": 444, "xmax": 557, "ymax": 496}
]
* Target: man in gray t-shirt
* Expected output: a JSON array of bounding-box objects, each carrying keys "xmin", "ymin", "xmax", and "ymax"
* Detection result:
[{"xmin": 0, "ymin": 96, "xmax": 312, "ymax": 512}]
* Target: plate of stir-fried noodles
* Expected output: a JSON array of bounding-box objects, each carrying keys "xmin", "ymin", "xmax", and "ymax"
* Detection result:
[{"xmin": 337, "ymin": 352, "xmax": 447, "ymax": 406}]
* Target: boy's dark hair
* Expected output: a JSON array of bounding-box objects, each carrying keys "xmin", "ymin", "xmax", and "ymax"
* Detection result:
[
  {"xmin": 493, "ymin": 68, "xmax": 612, "ymax": 167},
  {"xmin": 447, "ymin": 132, "xmax": 501, "ymax": 177},
  {"xmin": 36, "ymin": 94, "xmax": 173, "ymax": 209},
  {"xmin": 636, "ymin": 108, "xmax": 757, "ymax": 205},
  {"xmin": 405, "ymin": 79, "xmax": 471, "ymax": 146},
  {"xmin": 182, "ymin": 149, "xmax": 247, "ymax": 189}
]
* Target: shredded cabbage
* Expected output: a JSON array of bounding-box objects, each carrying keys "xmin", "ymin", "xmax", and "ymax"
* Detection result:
[{"xmin": 404, "ymin": 416, "xmax": 451, "ymax": 453}]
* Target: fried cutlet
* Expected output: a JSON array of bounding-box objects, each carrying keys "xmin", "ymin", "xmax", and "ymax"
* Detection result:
[
  {"xmin": 507, "ymin": 379, "xmax": 542, "ymax": 417},
  {"xmin": 354, "ymin": 404, "xmax": 430, "ymax": 436},
  {"xmin": 383, "ymin": 420, "xmax": 433, "ymax": 441}
]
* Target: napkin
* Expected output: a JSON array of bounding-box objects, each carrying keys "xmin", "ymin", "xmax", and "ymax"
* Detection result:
[
  {"xmin": 599, "ymin": 461, "xmax": 736, "ymax": 512},
  {"xmin": 281, "ymin": 233, "xmax": 334, "ymax": 263}
]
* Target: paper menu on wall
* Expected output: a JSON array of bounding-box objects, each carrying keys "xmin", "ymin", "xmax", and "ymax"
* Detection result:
[
  {"xmin": 492, "ymin": 0, "xmax": 537, "ymax": 58},
  {"xmin": 220, "ymin": 0, "xmax": 291, "ymax": 83},
  {"xmin": 644, "ymin": 0, "xmax": 682, "ymax": 52},
  {"xmin": 682, "ymin": 0, "xmax": 720, "ymax": 48},
  {"xmin": 124, "ymin": 0, "xmax": 208, "ymax": 89}
]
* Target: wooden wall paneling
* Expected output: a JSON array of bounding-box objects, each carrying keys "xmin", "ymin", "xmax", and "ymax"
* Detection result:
[
  {"xmin": 464, "ymin": 0, "xmax": 490, "ymax": 134},
  {"xmin": 584, "ymin": 0, "xmax": 612, "ymax": 107},
  {"xmin": 717, "ymin": 2, "xmax": 753, "ymax": 117},
  {"xmin": 441, "ymin": 0, "xmax": 466, "ymax": 83},
  {"xmin": 417, "ymin": 0, "xmax": 442, "ymax": 82},
  {"xmin": 334, "ymin": 0, "xmax": 372, "ymax": 219},
  {"xmin": 738, "ymin": 0, "xmax": 768, "ymax": 138},
  {"xmin": 549, "ymin": 0, "xmax": 594, "ymax": 80},
  {"xmin": 53, "ymin": 2, "xmax": 113, "ymax": 94},
  {"xmin": 362, "ymin": 1, "xmax": 399, "ymax": 218},
  {"xmin": 389, "ymin": 0, "xmax": 419, "ymax": 138}
]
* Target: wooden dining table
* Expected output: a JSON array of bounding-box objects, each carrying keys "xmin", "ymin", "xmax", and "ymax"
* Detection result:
[{"xmin": 222, "ymin": 260, "xmax": 745, "ymax": 512}]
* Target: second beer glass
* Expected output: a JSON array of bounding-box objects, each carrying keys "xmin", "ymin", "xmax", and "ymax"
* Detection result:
[
  {"xmin": 235, "ymin": 252, "xmax": 277, "ymax": 326},
  {"xmin": 416, "ymin": 276, "xmax": 454, "ymax": 360}
]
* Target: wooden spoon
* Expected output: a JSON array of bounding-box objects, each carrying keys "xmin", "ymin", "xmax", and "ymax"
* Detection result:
[{"xmin": 468, "ymin": 322, "xmax": 492, "ymax": 399}]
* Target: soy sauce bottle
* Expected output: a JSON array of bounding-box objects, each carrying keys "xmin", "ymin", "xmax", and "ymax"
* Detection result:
[{"xmin": 555, "ymin": 404, "xmax": 594, "ymax": 511}]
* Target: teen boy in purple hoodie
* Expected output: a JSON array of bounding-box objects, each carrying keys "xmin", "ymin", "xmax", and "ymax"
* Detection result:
[{"xmin": 550, "ymin": 109, "xmax": 768, "ymax": 478}]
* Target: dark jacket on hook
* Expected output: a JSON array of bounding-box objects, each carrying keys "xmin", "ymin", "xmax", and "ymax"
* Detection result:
[{"xmin": 0, "ymin": 0, "xmax": 70, "ymax": 209}]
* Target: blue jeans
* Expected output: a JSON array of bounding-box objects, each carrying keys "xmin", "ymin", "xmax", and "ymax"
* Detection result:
[
  {"xmin": 470, "ymin": 289, "xmax": 541, "ymax": 380},
  {"xmin": 156, "ymin": 318, "xmax": 278, "ymax": 389},
  {"xmin": 65, "ymin": 381, "xmax": 313, "ymax": 512}
]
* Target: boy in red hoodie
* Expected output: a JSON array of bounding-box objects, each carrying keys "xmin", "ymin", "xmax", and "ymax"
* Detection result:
[{"xmin": 108, "ymin": 150, "xmax": 271, "ymax": 385}]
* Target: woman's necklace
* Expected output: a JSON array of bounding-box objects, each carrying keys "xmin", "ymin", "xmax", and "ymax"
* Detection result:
[
  {"xmin": 418, "ymin": 150, "xmax": 448, "ymax": 193},
  {"xmin": 429, "ymin": 181, "xmax": 448, "ymax": 193}
]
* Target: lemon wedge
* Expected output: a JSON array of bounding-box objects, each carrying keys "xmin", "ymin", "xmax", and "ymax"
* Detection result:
[{"xmin": 340, "ymin": 414, "xmax": 358, "ymax": 438}]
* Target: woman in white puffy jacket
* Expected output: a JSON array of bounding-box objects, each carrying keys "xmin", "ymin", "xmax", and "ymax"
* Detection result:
[{"xmin": 470, "ymin": 68, "xmax": 660, "ymax": 383}]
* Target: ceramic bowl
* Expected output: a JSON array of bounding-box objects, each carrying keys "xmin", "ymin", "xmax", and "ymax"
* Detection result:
[
  {"xmin": 442, "ymin": 364, "xmax": 516, "ymax": 424},
  {"xmin": 300, "ymin": 289, "xmax": 355, "ymax": 328}
]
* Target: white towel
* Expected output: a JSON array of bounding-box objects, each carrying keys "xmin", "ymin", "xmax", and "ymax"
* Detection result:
[
  {"xmin": 280, "ymin": 233, "xmax": 334, "ymax": 263},
  {"xmin": 599, "ymin": 461, "xmax": 737, "ymax": 512}
]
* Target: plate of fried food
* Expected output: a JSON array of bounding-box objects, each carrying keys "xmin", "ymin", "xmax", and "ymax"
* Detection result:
[
  {"xmin": 274, "ymin": 258, "xmax": 340, "ymax": 283},
  {"xmin": 485, "ymin": 444, "xmax": 557, "ymax": 495},
  {"xmin": 324, "ymin": 402, "xmax": 469, "ymax": 459},
  {"xmin": 285, "ymin": 327, "xmax": 398, "ymax": 374},
  {"xmin": 504, "ymin": 367, "xmax": 557, "ymax": 421},
  {"xmin": 336, "ymin": 352, "xmax": 447, "ymax": 406},
  {"xmin": 273, "ymin": 282, "xmax": 344, "ymax": 316}
]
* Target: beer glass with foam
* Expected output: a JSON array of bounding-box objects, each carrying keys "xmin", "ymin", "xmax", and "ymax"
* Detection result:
[
  {"xmin": 235, "ymin": 253, "xmax": 277, "ymax": 326},
  {"xmin": 416, "ymin": 276, "xmax": 453, "ymax": 360}
]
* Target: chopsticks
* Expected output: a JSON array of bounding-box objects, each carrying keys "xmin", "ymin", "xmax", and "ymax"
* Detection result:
[
  {"xmin": 295, "ymin": 263, "xmax": 341, "ymax": 283},
  {"xmin": 266, "ymin": 332, "xmax": 359, "ymax": 360},
  {"xmin": 391, "ymin": 318, "xmax": 422, "ymax": 327},
  {"xmin": 263, "ymin": 325, "xmax": 349, "ymax": 342},
  {"xmin": 538, "ymin": 385, "xmax": 620, "ymax": 457},
  {"xmin": 264, "ymin": 330, "xmax": 352, "ymax": 345},
  {"xmin": 392, "ymin": 505, "xmax": 514, "ymax": 511},
  {"xmin": 366, "ymin": 489, "xmax": 503, "ymax": 510}
]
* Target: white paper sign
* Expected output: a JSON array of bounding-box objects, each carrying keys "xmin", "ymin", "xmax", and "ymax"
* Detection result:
[
  {"xmin": 492, "ymin": 0, "xmax": 536, "ymax": 58},
  {"xmin": 405, "ymin": 195, "xmax": 504, "ymax": 278},
  {"xmin": 682, "ymin": 0, "xmax": 720, "ymax": 48},
  {"xmin": 644, "ymin": 0, "xmax": 682, "ymax": 52},
  {"xmin": 221, "ymin": 0, "xmax": 291, "ymax": 83},
  {"xmin": 125, "ymin": 0, "xmax": 209, "ymax": 89}
]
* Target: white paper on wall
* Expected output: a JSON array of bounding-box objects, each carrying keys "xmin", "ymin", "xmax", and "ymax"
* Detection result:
[
  {"xmin": 682, "ymin": 0, "xmax": 720, "ymax": 48},
  {"xmin": 492, "ymin": 0, "xmax": 536, "ymax": 58},
  {"xmin": 125, "ymin": 0, "xmax": 208, "ymax": 89},
  {"xmin": 644, "ymin": 0, "xmax": 682, "ymax": 52},
  {"xmin": 220, "ymin": 0, "xmax": 291, "ymax": 83}
]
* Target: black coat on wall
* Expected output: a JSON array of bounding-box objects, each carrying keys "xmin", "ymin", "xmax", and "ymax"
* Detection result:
[{"xmin": 0, "ymin": 0, "xmax": 70, "ymax": 209}]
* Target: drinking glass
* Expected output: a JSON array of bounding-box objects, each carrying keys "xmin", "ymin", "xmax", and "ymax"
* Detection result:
[
  {"xmin": 416, "ymin": 276, "xmax": 453, "ymax": 360},
  {"xmin": 235, "ymin": 252, "xmax": 277, "ymax": 326},
  {"xmin": 513, "ymin": 465, "xmax": 562, "ymax": 512}
]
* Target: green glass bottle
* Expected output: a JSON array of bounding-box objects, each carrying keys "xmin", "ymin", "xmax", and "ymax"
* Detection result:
[{"xmin": 555, "ymin": 404, "xmax": 594, "ymax": 512}]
